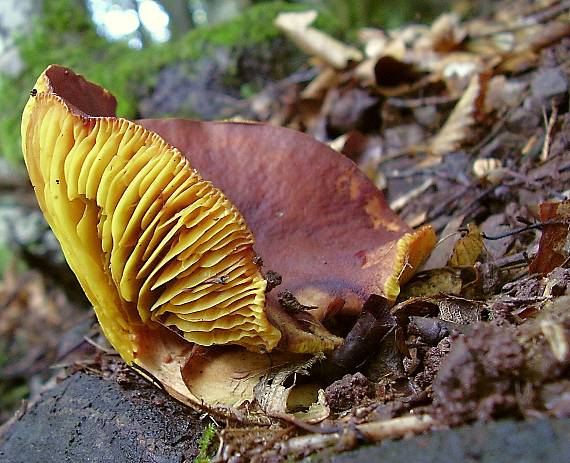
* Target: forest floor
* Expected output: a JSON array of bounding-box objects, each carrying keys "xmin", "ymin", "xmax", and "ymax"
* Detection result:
[{"xmin": 1, "ymin": 0, "xmax": 570, "ymax": 461}]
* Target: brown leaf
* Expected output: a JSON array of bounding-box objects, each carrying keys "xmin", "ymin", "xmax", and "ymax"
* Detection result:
[
  {"xmin": 325, "ymin": 87, "xmax": 380, "ymax": 134},
  {"xmin": 374, "ymin": 55, "xmax": 420, "ymax": 88},
  {"xmin": 274, "ymin": 10, "xmax": 363, "ymax": 69},
  {"xmin": 499, "ymin": 22, "xmax": 570, "ymax": 73},
  {"xmin": 529, "ymin": 200, "xmax": 570, "ymax": 274},
  {"xmin": 448, "ymin": 223, "xmax": 484, "ymax": 267},
  {"xmin": 429, "ymin": 72, "xmax": 490, "ymax": 156},
  {"xmin": 429, "ymin": 13, "xmax": 467, "ymax": 53}
]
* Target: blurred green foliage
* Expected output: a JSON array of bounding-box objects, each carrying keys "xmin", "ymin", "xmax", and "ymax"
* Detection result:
[
  {"xmin": 0, "ymin": 0, "xmax": 448, "ymax": 164},
  {"xmin": 0, "ymin": 339, "xmax": 29, "ymax": 421},
  {"xmin": 316, "ymin": 0, "xmax": 449, "ymax": 29},
  {"xmin": 0, "ymin": 0, "xmax": 131, "ymax": 163},
  {"xmin": 0, "ymin": 243, "xmax": 14, "ymax": 275},
  {"xmin": 0, "ymin": 0, "xmax": 340, "ymax": 164},
  {"xmin": 0, "ymin": 382, "xmax": 29, "ymax": 419}
]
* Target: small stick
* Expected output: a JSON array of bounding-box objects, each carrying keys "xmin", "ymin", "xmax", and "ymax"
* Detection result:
[
  {"xmin": 278, "ymin": 415, "xmax": 434, "ymax": 454},
  {"xmin": 387, "ymin": 94, "xmax": 457, "ymax": 109},
  {"xmin": 541, "ymin": 100, "xmax": 559, "ymax": 162},
  {"xmin": 83, "ymin": 336, "xmax": 116, "ymax": 354},
  {"xmin": 269, "ymin": 411, "xmax": 341, "ymax": 434},
  {"xmin": 481, "ymin": 220, "xmax": 567, "ymax": 240},
  {"xmin": 358, "ymin": 414, "xmax": 434, "ymax": 442}
]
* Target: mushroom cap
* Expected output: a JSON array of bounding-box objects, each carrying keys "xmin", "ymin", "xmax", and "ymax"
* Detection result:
[
  {"xmin": 138, "ymin": 120, "xmax": 436, "ymax": 320},
  {"xmin": 21, "ymin": 65, "xmax": 281, "ymax": 363}
]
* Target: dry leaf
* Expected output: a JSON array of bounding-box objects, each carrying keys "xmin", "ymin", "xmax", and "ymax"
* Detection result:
[
  {"xmin": 529, "ymin": 200, "xmax": 570, "ymax": 274},
  {"xmin": 374, "ymin": 55, "xmax": 420, "ymax": 89},
  {"xmin": 429, "ymin": 13, "xmax": 467, "ymax": 52},
  {"xmin": 422, "ymin": 215, "xmax": 465, "ymax": 270},
  {"xmin": 182, "ymin": 348, "xmax": 295, "ymax": 410},
  {"xmin": 301, "ymin": 67, "xmax": 342, "ymax": 99},
  {"xmin": 448, "ymin": 223, "xmax": 484, "ymax": 267},
  {"xmin": 358, "ymin": 28, "xmax": 389, "ymax": 58},
  {"xmin": 540, "ymin": 319, "xmax": 569, "ymax": 363},
  {"xmin": 472, "ymin": 158, "xmax": 505, "ymax": 184},
  {"xmin": 479, "ymin": 213, "xmax": 514, "ymax": 259},
  {"xmin": 436, "ymin": 53, "xmax": 485, "ymax": 94},
  {"xmin": 255, "ymin": 353, "xmax": 329, "ymax": 422},
  {"xmin": 389, "ymin": 178, "xmax": 434, "ymax": 212},
  {"xmin": 402, "ymin": 269, "xmax": 463, "ymax": 298},
  {"xmin": 274, "ymin": 10, "xmax": 363, "ymax": 69},
  {"xmin": 429, "ymin": 72, "xmax": 489, "ymax": 156},
  {"xmin": 484, "ymin": 75, "xmax": 527, "ymax": 112},
  {"xmin": 437, "ymin": 295, "xmax": 484, "ymax": 325},
  {"xmin": 328, "ymin": 133, "xmax": 348, "ymax": 152},
  {"xmin": 292, "ymin": 389, "xmax": 330, "ymax": 422}
]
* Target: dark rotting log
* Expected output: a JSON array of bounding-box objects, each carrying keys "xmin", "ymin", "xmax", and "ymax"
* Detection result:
[{"xmin": 0, "ymin": 371, "xmax": 205, "ymax": 463}]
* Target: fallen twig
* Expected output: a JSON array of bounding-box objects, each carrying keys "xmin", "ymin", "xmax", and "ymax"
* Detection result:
[
  {"xmin": 541, "ymin": 100, "xmax": 559, "ymax": 162},
  {"xmin": 387, "ymin": 95, "xmax": 458, "ymax": 109},
  {"xmin": 481, "ymin": 220, "xmax": 567, "ymax": 240},
  {"xmin": 269, "ymin": 412, "xmax": 341, "ymax": 434},
  {"xmin": 277, "ymin": 415, "xmax": 434, "ymax": 455}
]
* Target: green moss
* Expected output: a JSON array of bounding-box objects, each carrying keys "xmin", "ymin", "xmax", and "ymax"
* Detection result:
[
  {"xmin": 0, "ymin": 382, "xmax": 29, "ymax": 409},
  {"xmin": 0, "ymin": 243, "xmax": 15, "ymax": 275},
  {"xmin": 173, "ymin": 1, "xmax": 340, "ymax": 57},
  {"xmin": 0, "ymin": 338, "xmax": 29, "ymax": 419},
  {"xmin": 194, "ymin": 422, "xmax": 217, "ymax": 463},
  {"xmin": 0, "ymin": 0, "xmax": 341, "ymax": 164},
  {"xmin": 319, "ymin": 0, "xmax": 449, "ymax": 29}
]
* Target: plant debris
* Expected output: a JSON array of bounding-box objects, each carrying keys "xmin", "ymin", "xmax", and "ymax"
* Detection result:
[
  {"xmin": 206, "ymin": 0, "xmax": 570, "ymax": 458},
  {"xmin": 324, "ymin": 372, "xmax": 376, "ymax": 413}
]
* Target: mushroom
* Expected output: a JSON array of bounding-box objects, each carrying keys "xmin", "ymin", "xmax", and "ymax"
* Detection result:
[
  {"xmin": 22, "ymin": 65, "xmax": 281, "ymax": 360},
  {"xmin": 21, "ymin": 66, "xmax": 435, "ymax": 415},
  {"xmin": 139, "ymin": 120, "xmax": 436, "ymax": 322}
]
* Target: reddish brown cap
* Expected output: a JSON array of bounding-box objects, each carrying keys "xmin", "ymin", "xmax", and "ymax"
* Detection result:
[{"xmin": 139, "ymin": 119, "xmax": 436, "ymax": 320}]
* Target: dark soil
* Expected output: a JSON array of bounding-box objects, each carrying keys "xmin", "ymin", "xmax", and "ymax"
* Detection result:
[
  {"xmin": 324, "ymin": 373, "xmax": 376, "ymax": 413},
  {"xmin": 432, "ymin": 323, "xmax": 526, "ymax": 425}
]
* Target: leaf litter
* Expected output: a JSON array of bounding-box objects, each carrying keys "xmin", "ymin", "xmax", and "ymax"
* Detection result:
[
  {"xmin": 213, "ymin": 0, "xmax": 570, "ymax": 459},
  {"xmin": 2, "ymin": 0, "xmax": 570, "ymax": 460}
]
